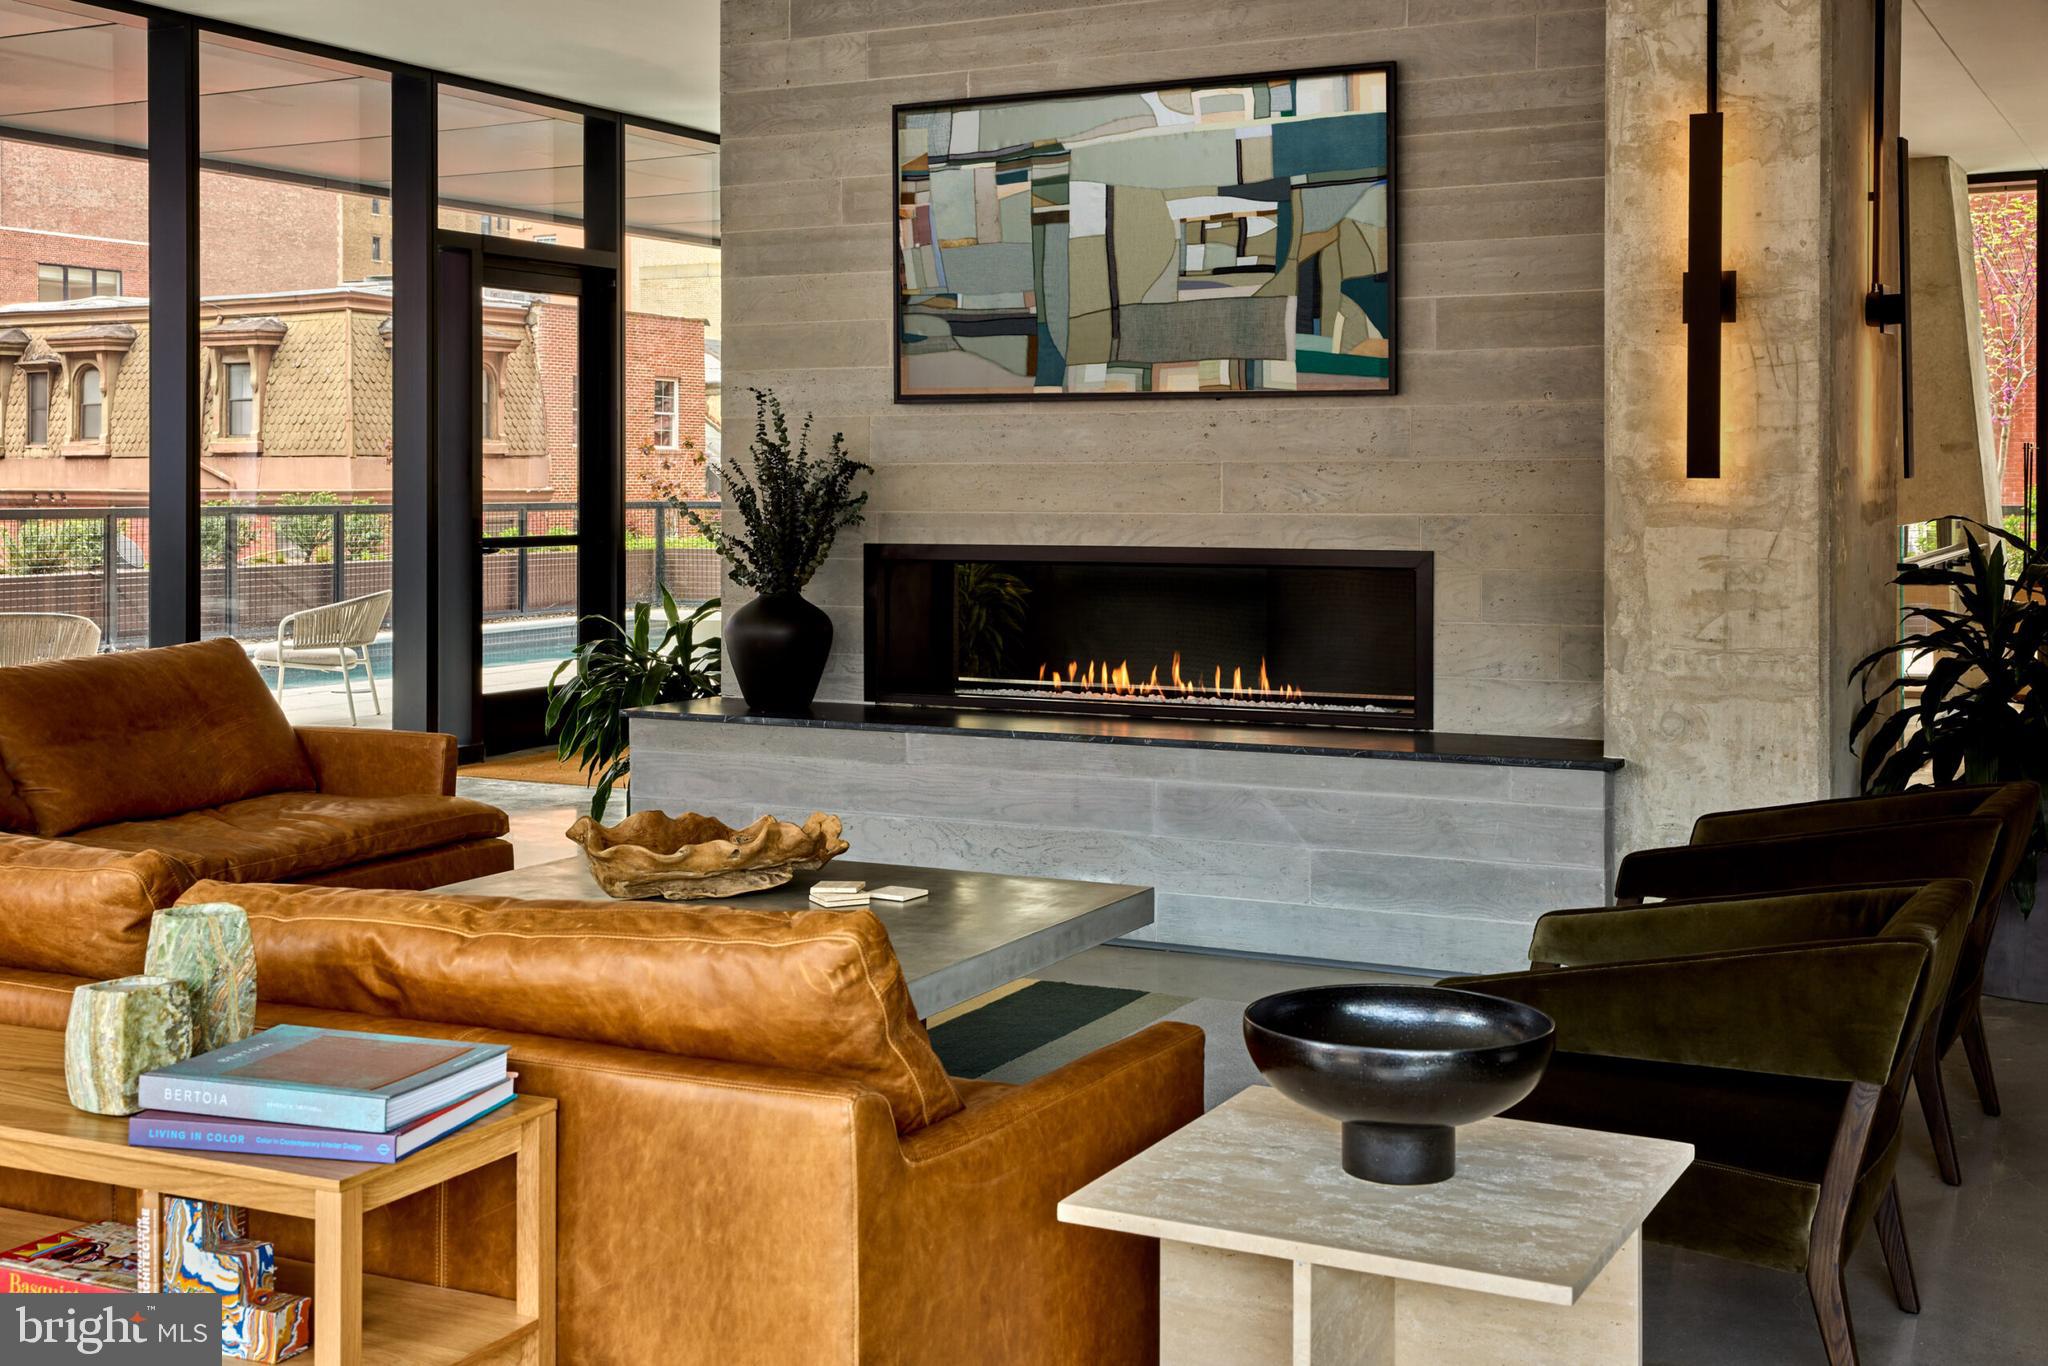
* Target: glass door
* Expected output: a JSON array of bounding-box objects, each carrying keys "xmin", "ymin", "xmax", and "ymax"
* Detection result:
[{"xmin": 474, "ymin": 258, "xmax": 585, "ymax": 752}]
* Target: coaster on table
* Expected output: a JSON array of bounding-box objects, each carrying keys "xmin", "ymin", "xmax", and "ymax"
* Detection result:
[
  {"xmin": 810, "ymin": 880, "xmax": 866, "ymax": 895},
  {"xmin": 867, "ymin": 886, "xmax": 929, "ymax": 902},
  {"xmin": 809, "ymin": 893, "xmax": 872, "ymax": 909}
]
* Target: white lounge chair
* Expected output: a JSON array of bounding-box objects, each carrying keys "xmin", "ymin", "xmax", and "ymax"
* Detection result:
[
  {"xmin": 0, "ymin": 612, "xmax": 102, "ymax": 665},
  {"xmin": 251, "ymin": 589, "xmax": 391, "ymax": 725}
]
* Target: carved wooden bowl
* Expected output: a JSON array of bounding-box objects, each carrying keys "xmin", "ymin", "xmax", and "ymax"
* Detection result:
[{"xmin": 565, "ymin": 809, "xmax": 850, "ymax": 900}]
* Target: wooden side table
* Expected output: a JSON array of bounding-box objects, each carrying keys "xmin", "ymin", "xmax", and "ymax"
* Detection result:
[
  {"xmin": 1060, "ymin": 1086, "xmax": 1692, "ymax": 1365},
  {"xmin": 0, "ymin": 1024, "xmax": 556, "ymax": 1366}
]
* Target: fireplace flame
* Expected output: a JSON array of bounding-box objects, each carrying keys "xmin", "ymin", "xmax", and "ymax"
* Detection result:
[{"xmin": 1025, "ymin": 652, "xmax": 1305, "ymax": 703}]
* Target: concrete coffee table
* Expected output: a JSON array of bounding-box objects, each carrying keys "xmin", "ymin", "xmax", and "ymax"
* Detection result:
[
  {"xmin": 444, "ymin": 857, "xmax": 1152, "ymax": 1018},
  {"xmin": 1060, "ymin": 1085, "xmax": 1692, "ymax": 1364}
]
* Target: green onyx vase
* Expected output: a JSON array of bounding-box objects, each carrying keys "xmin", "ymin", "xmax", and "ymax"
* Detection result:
[
  {"xmin": 145, "ymin": 902, "xmax": 256, "ymax": 1056},
  {"xmin": 64, "ymin": 976, "xmax": 193, "ymax": 1116}
]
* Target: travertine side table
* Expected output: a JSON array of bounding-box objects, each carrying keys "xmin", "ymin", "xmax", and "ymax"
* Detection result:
[{"xmin": 1060, "ymin": 1085, "xmax": 1691, "ymax": 1365}]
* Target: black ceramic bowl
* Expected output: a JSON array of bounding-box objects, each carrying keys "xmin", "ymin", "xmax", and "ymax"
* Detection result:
[{"xmin": 1243, "ymin": 984, "xmax": 1556, "ymax": 1185}]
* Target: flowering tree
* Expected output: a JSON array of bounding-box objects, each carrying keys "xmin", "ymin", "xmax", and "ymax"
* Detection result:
[{"xmin": 1972, "ymin": 190, "xmax": 2037, "ymax": 532}]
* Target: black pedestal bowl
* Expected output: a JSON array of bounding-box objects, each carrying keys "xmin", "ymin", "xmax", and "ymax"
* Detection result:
[{"xmin": 1243, "ymin": 984, "xmax": 1556, "ymax": 1185}]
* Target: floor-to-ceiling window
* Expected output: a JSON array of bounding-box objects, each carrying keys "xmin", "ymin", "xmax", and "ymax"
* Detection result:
[
  {"xmin": 437, "ymin": 87, "xmax": 587, "ymax": 700},
  {"xmin": 0, "ymin": 2, "xmax": 717, "ymax": 747},
  {"xmin": 0, "ymin": 0, "xmax": 151, "ymax": 646},
  {"xmin": 1968, "ymin": 178, "xmax": 2041, "ymax": 548},
  {"xmin": 195, "ymin": 33, "xmax": 397, "ymax": 722},
  {"xmin": 623, "ymin": 125, "xmax": 720, "ymax": 616}
]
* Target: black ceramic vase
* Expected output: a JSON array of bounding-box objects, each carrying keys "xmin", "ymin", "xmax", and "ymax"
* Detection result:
[
  {"xmin": 1243, "ymin": 984, "xmax": 1556, "ymax": 1185},
  {"xmin": 726, "ymin": 591, "xmax": 832, "ymax": 714}
]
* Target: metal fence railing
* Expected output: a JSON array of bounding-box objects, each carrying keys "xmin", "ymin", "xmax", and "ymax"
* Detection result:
[{"xmin": 0, "ymin": 499, "xmax": 721, "ymax": 651}]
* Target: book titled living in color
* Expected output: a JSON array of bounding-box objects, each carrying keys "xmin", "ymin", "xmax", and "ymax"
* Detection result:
[{"xmin": 139, "ymin": 1024, "xmax": 508, "ymax": 1133}]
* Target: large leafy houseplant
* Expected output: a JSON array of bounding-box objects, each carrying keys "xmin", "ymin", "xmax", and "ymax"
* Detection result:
[
  {"xmin": 678, "ymin": 388, "xmax": 870, "ymax": 712},
  {"xmin": 1849, "ymin": 518, "xmax": 2048, "ymax": 910},
  {"xmin": 546, "ymin": 588, "xmax": 720, "ymax": 818}
]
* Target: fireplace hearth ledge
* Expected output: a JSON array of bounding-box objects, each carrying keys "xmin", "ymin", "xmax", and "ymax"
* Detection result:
[
  {"xmin": 629, "ymin": 700, "xmax": 1617, "ymax": 974},
  {"xmin": 630, "ymin": 698, "xmax": 1620, "ymax": 772}
]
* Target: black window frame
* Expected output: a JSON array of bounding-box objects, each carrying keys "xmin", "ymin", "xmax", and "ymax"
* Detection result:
[
  {"xmin": 18, "ymin": 0, "xmax": 716, "ymax": 749},
  {"xmin": 1966, "ymin": 170, "xmax": 2046, "ymax": 552}
]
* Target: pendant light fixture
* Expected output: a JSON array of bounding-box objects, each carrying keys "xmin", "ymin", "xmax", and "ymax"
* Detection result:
[{"xmin": 1683, "ymin": 0, "xmax": 1737, "ymax": 479}]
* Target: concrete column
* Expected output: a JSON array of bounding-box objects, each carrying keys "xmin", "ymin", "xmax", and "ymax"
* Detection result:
[{"xmin": 1604, "ymin": 0, "xmax": 1903, "ymax": 857}]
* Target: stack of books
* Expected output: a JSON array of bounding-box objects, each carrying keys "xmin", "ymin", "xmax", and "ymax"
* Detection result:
[
  {"xmin": 128, "ymin": 1024, "xmax": 515, "ymax": 1164},
  {"xmin": 809, "ymin": 880, "xmax": 929, "ymax": 909}
]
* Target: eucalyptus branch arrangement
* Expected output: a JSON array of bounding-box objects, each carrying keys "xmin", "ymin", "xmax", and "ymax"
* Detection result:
[
  {"xmin": 1850, "ymin": 518, "xmax": 2048, "ymax": 910},
  {"xmin": 681, "ymin": 388, "xmax": 872, "ymax": 595}
]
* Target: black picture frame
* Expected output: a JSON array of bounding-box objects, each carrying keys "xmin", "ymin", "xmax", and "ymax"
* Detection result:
[{"xmin": 890, "ymin": 61, "xmax": 1400, "ymax": 404}]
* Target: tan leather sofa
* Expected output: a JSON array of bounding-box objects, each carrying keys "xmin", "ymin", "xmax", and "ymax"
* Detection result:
[
  {"xmin": 0, "ymin": 879, "xmax": 1205, "ymax": 1364},
  {"xmin": 0, "ymin": 638, "xmax": 511, "ymax": 889}
]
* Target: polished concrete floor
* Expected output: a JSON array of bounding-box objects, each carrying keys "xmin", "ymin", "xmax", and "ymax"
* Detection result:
[{"xmin": 467, "ymin": 775, "xmax": 2047, "ymax": 1365}]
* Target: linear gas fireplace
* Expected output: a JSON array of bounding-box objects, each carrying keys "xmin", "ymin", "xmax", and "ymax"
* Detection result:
[{"xmin": 864, "ymin": 545, "xmax": 1433, "ymax": 730}]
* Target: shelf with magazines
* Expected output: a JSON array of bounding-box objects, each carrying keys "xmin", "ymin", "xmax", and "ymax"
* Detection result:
[{"xmin": 0, "ymin": 1024, "xmax": 556, "ymax": 1366}]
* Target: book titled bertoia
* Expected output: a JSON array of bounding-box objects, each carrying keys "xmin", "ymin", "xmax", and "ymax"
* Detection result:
[{"xmin": 138, "ymin": 1025, "xmax": 508, "ymax": 1133}]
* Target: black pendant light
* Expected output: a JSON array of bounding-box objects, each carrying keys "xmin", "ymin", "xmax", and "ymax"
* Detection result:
[{"xmin": 1683, "ymin": 0, "xmax": 1737, "ymax": 479}]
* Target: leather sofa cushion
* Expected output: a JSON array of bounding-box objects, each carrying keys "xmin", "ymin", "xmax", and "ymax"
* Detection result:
[
  {"xmin": 0, "ymin": 638, "xmax": 315, "ymax": 836},
  {"xmin": 186, "ymin": 880, "xmax": 964, "ymax": 1134},
  {"xmin": 0, "ymin": 833, "xmax": 192, "ymax": 979},
  {"xmin": 0, "ymin": 766, "xmax": 34, "ymax": 834},
  {"xmin": 71, "ymin": 793, "xmax": 510, "ymax": 883}
]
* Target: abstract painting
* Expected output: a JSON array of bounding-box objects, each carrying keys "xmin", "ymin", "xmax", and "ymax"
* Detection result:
[{"xmin": 893, "ymin": 65, "xmax": 1396, "ymax": 401}]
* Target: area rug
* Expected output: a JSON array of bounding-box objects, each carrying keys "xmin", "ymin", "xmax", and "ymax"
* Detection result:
[{"xmin": 459, "ymin": 746, "xmax": 622, "ymax": 788}]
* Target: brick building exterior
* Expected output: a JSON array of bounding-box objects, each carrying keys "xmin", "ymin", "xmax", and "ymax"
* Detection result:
[
  {"xmin": 0, "ymin": 286, "xmax": 547, "ymax": 505},
  {"xmin": 1, "ymin": 140, "xmax": 712, "ymax": 511},
  {"xmin": 0, "ymin": 142, "xmax": 347, "ymax": 304},
  {"xmin": 531, "ymin": 300, "xmax": 710, "ymax": 503},
  {"xmin": 2000, "ymin": 380, "xmax": 2035, "ymax": 515}
]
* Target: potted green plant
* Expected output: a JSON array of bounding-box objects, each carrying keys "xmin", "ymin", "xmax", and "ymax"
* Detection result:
[
  {"xmin": 678, "ymin": 388, "xmax": 871, "ymax": 713},
  {"xmin": 1850, "ymin": 518, "xmax": 2047, "ymax": 983},
  {"xmin": 546, "ymin": 587, "xmax": 721, "ymax": 819}
]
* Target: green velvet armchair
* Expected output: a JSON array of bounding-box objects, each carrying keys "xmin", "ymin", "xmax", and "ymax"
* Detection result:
[
  {"xmin": 1613, "ymin": 798, "xmax": 2023, "ymax": 1185},
  {"xmin": 1445, "ymin": 879, "xmax": 1974, "ymax": 1366}
]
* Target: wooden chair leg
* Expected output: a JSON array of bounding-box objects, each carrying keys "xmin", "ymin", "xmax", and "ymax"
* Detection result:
[
  {"xmin": 1808, "ymin": 1080, "xmax": 1878, "ymax": 1366},
  {"xmin": 1874, "ymin": 1180, "xmax": 1920, "ymax": 1314},
  {"xmin": 1913, "ymin": 1035, "xmax": 1963, "ymax": 1186},
  {"xmin": 1960, "ymin": 1000, "xmax": 2002, "ymax": 1118},
  {"xmin": 1806, "ymin": 1261, "xmax": 1860, "ymax": 1366}
]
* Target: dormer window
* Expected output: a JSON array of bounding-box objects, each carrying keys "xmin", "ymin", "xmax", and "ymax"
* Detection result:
[
  {"xmin": 200, "ymin": 316, "xmax": 286, "ymax": 454},
  {"xmin": 45, "ymin": 321, "xmax": 134, "ymax": 457},
  {"xmin": 74, "ymin": 365, "xmax": 102, "ymax": 441}
]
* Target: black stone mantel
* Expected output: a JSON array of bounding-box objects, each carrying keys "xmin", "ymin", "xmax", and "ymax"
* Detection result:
[{"xmin": 629, "ymin": 697, "xmax": 1622, "ymax": 773}]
